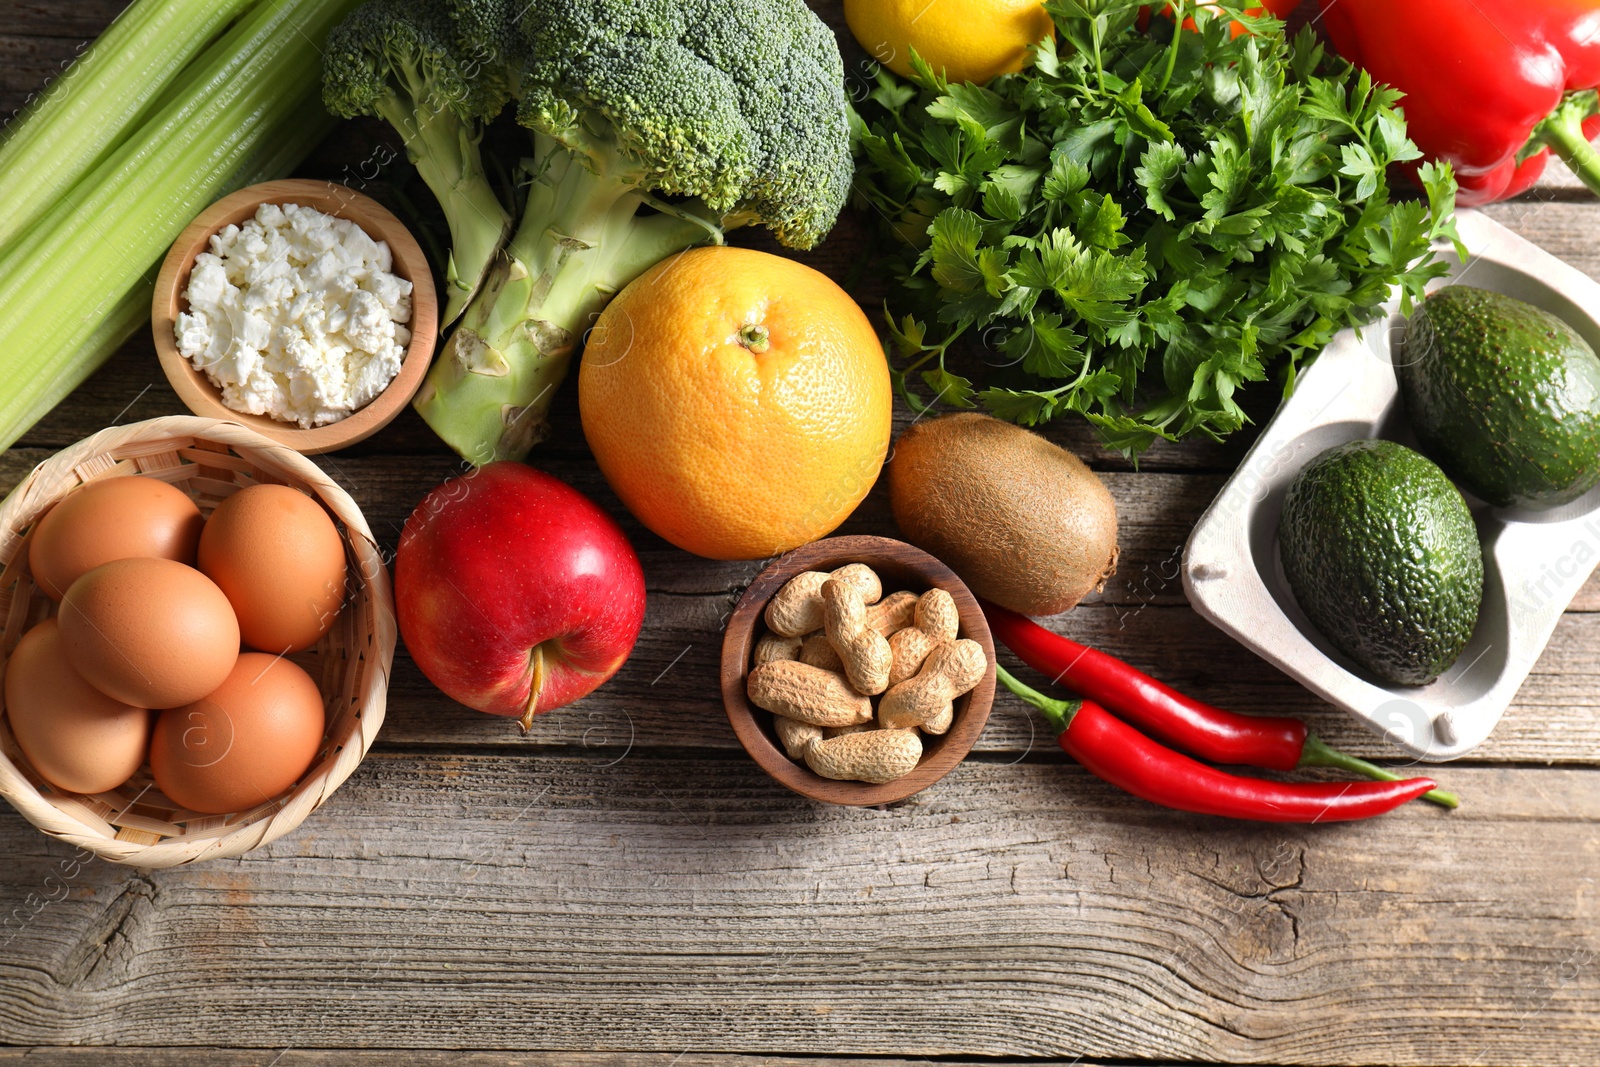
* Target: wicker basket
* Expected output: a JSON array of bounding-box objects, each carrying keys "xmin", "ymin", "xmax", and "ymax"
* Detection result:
[{"xmin": 0, "ymin": 416, "xmax": 394, "ymax": 867}]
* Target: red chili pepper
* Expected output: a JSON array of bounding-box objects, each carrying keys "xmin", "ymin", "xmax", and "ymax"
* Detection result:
[
  {"xmin": 998, "ymin": 667, "xmax": 1442, "ymax": 823},
  {"xmin": 1311, "ymin": 0, "xmax": 1600, "ymax": 206},
  {"xmin": 981, "ymin": 600, "xmax": 1459, "ymax": 808}
]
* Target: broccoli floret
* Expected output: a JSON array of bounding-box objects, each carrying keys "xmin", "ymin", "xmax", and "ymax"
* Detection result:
[
  {"xmin": 439, "ymin": 0, "xmax": 519, "ymax": 78},
  {"xmin": 323, "ymin": 0, "xmax": 512, "ymax": 325},
  {"xmin": 405, "ymin": 0, "xmax": 853, "ymax": 463},
  {"xmin": 508, "ymin": 0, "xmax": 852, "ymax": 247}
]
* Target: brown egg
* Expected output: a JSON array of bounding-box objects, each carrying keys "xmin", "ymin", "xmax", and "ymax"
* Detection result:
[
  {"xmin": 199, "ymin": 484, "xmax": 347, "ymax": 654},
  {"xmin": 58, "ymin": 557, "xmax": 239, "ymax": 709},
  {"xmin": 3, "ymin": 618, "xmax": 151, "ymax": 794},
  {"xmin": 148, "ymin": 652, "xmax": 325, "ymax": 815},
  {"xmin": 27, "ymin": 475, "xmax": 203, "ymax": 601}
]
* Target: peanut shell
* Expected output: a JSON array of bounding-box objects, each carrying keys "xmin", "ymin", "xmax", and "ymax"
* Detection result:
[
  {"xmin": 747, "ymin": 660, "xmax": 874, "ymax": 727},
  {"xmin": 879, "ymin": 638, "xmax": 988, "ymax": 729},
  {"xmin": 804, "ymin": 728, "xmax": 923, "ymax": 784},
  {"xmin": 773, "ymin": 715, "xmax": 823, "ymax": 758}
]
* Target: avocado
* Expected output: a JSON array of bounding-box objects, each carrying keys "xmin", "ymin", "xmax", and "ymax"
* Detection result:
[
  {"xmin": 1278, "ymin": 439, "xmax": 1483, "ymax": 687},
  {"xmin": 1399, "ymin": 285, "xmax": 1600, "ymax": 509}
]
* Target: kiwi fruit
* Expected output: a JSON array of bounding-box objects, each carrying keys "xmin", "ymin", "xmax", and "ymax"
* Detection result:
[{"xmin": 888, "ymin": 413, "xmax": 1119, "ymax": 616}]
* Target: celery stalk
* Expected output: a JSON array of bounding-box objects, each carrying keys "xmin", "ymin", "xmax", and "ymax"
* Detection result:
[
  {"xmin": 0, "ymin": 0, "xmax": 316, "ymax": 284},
  {"xmin": 0, "ymin": 0, "xmax": 258, "ymax": 251},
  {"xmin": 10, "ymin": 104, "xmax": 338, "ymax": 445},
  {"xmin": 0, "ymin": 0, "xmax": 360, "ymax": 453}
]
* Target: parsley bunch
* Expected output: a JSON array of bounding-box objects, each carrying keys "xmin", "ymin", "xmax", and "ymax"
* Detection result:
[{"xmin": 851, "ymin": 0, "xmax": 1462, "ymax": 456}]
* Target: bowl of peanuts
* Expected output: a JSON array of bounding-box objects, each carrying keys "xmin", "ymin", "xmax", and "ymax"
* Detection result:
[{"xmin": 720, "ymin": 535, "xmax": 996, "ymax": 805}]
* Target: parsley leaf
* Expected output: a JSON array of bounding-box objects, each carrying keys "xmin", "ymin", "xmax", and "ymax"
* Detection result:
[{"xmin": 851, "ymin": 0, "xmax": 1459, "ymax": 458}]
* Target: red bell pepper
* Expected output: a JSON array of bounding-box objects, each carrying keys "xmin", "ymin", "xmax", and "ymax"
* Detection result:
[
  {"xmin": 1313, "ymin": 0, "xmax": 1600, "ymax": 205},
  {"xmin": 1144, "ymin": 0, "xmax": 1302, "ymax": 38}
]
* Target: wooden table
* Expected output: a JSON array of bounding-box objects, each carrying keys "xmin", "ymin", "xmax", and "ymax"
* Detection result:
[{"xmin": 2, "ymin": 4, "xmax": 1597, "ymax": 1064}]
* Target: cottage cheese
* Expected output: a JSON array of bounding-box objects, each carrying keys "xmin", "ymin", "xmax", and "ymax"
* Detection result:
[{"xmin": 175, "ymin": 201, "xmax": 413, "ymax": 428}]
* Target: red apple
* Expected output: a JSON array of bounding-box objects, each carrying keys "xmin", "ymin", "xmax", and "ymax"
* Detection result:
[{"xmin": 395, "ymin": 462, "xmax": 646, "ymax": 729}]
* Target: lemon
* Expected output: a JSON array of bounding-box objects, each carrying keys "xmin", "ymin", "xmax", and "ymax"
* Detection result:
[{"xmin": 844, "ymin": 0, "xmax": 1055, "ymax": 85}]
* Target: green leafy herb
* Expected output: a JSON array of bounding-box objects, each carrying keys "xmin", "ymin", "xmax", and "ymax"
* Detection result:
[{"xmin": 851, "ymin": 0, "xmax": 1462, "ymax": 457}]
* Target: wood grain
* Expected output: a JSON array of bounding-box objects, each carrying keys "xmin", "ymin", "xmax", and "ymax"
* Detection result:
[
  {"xmin": 5, "ymin": 3, "xmax": 1600, "ymax": 1063},
  {"xmin": 0, "ymin": 1056, "xmax": 1186, "ymax": 1067},
  {"xmin": 1, "ymin": 753, "xmax": 1595, "ymax": 1063},
  {"xmin": 0, "ymin": 1055, "xmax": 1178, "ymax": 1067},
  {"xmin": 5, "ymin": 447, "xmax": 1593, "ymax": 767},
  {"xmin": 0, "ymin": 0, "xmax": 130, "ymax": 38},
  {"xmin": 365, "ymin": 592, "xmax": 1600, "ymax": 765},
  {"xmin": 0, "ymin": 35, "xmax": 92, "ymax": 123}
]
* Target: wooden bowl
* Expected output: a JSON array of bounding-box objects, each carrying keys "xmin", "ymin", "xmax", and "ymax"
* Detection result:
[
  {"xmin": 721, "ymin": 535, "xmax": 995, "ymax": 806},
  {"xmin": 151, "ymin": 179, "xmax": 438, "ymax": 454},
  {"xmin": 0, "ymin": 416, "xmax": 395, "ymax": 867}
]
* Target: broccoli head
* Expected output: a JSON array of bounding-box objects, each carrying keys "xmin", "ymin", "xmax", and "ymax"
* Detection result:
[
  {"xmin": 324, "ymin": 0, "xmax": 507, "ymax": 122},
  {"xmin": 359, "ymin": 0, "xmax": 858, "ymax": 463},
  {"xmin": 323, "ymin": 0, "xmax": 513, "ymax": 323},
  {"xmin": 510, "ymin": 0, "xmax": 852, "ymax": 248}
]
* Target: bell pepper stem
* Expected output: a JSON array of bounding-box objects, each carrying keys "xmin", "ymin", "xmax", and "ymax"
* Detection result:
[
  {"xmin": 995, "ymin": 664, "xmax": 1079, "ymax": 736},
  {"xmin": 1299, "ymin": 733, "xmax": 1459, "ymax": 809},
  {"xmin": 1535, "ymin": 90, "xmax": 1600, "ymax": 197}
]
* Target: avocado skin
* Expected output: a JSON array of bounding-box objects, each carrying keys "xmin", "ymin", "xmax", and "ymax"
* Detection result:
[
  {"xmin": 1278, "ymin": 439, "xmax": 1483, "ymax": 687},
  {"xmin": 1399, "ymin": 285, "xmax": 1600, "ymax": 509}
]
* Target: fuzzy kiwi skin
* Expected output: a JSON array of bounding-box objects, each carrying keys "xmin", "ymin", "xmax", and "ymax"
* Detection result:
[{"xmin": 888, "ymin": 413, "xmax": 1119, "ymax": 616}]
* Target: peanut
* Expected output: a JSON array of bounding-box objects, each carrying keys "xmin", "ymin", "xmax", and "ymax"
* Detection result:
[
  {"xmin": 773, "ymin": 715, "xmax": 823, "ymax": 758},
  {"xmin": 765, "ymin": 564, "xmax": 882, "ymax": 637},
  {"xmin": 879, "ymin": 638, "xmax": 988, "ymax": 730},
  {"xmin": 804, "ymin": 728, "xmax": 923, "ymax": 784},
  {"xmin": 821, "ymin": 577, "xmax": 893, "ymax": 695},
  {"xmin": 747, "ymin": 660, "xmax": 873, "ymax": 727},
  {"xmin": 886, "ymin": 588, "xmax": 961, "ymax": 686},
  {"xmin": 824, "ymin": 722, "xmax": 873, "ymax": 738},
  {"xmin": 865, "ymin": 590, "xmax": 919, "ymax": 637},
  {"xmin": 920, "ymin": 703, "xmax": 954, "ymax": 736},
  {"xmin": 753, "ymin": 632, "xmax": 802, "ymax": 667},
  {"xmin": 798, "ymin": 631, "xmax": 844, "ymax": 672}
]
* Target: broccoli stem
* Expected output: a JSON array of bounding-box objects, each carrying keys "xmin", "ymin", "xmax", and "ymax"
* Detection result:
[
  {"xmin": 413, "ymin": 135, "xmax": 715, "ymax": 463},
  {"xmin": 372, "ymin": 75, "xmax": 509, "ymax": 325}
]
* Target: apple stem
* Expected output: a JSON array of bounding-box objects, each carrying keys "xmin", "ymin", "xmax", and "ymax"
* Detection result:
[{"xmin": 519, "ymin": 644, "xmax": 545, "ymax": 734}]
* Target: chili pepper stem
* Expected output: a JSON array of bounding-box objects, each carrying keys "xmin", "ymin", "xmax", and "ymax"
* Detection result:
[
  {"xmin": 995, "ymin": 664, "xmax": 1078, "ymax": 735},
  {"xmin": 1534, "ymin": 90, "xmax": 1600, "ymax": 198},
  {"xmin": 1299, "ymin": 734, "xmax": 1460, "ymax": 809}
]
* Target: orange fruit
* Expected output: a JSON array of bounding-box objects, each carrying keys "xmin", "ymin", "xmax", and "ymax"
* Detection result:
[
  {"xmin": 845, "ymin": 0, "xmax": 1055, "ymax": 86},
  {"xmin": 578, "ymin": 247, "xmax": 892, "ymax": 561}
]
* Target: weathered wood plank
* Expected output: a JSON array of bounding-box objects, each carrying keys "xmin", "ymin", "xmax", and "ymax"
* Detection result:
[
  {"xmin": 0, "ymin": 755, "xmax": 1595, "ymax": 1063},
  {"xmin": 0, "ymin": 35, "xmax": 92, "ymax": 123},
  {"xmin": 363, "ymin": 595, "xmax": 1600, "ymax": 766},
  {"xmin": 1479, "ymin": 199, "xmax": 1600, "ymax": 281},
  {"xmin": 0, "ymin": 1054, "xmax": 1183, "ymax": 1067},
  {"xmin": 1518, "ymin": 156, "xmax": 1597, "ymax": 198},
  {"xmin": 0, "ymin": 448, "xmax": 1216, "ymax": 602},
  {"xmin": 0, "ymin": 7, "xmax": 1595, "ymax": 1067},
  {"xmin": 0, "ymin": 0, "xmax": 129, "ymax": 38},
  {"xmin": 399, "ymin": 568, "xmax": 1600, "ymax": 765},
  {"xmin": 6, "ymin": 447, "xmax": 1597, "ymax": 765}
]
